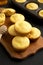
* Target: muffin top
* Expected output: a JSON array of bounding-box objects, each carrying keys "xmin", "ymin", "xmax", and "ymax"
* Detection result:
[
  {"xmin": 39, "ymin": 10, "xmax": 43, "ymax": 17},
  {"xmin": 15, "ymin": 0, "xmax": 26, "ymax": 3},
  {"xmin": 26, "ymin": 2, "xmax": 38, "ymax": 10},
  {"xmin": 12, "ymin": 36, "xmax": 30, "ymax": 50}
]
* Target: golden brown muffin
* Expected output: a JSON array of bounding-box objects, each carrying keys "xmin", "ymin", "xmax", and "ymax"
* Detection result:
[
  {"xmin": 10, "ymin": 13, "xmax": 25, "ymax": 23},
  {"xmin": 0, "ymin": 13, "xmax": 5, "ymax": 26},
  {"xmin": 26, "ymin": 2, "xmax": 38, "ymax": 10},
  {"xmin": 2, "ymin": 8, "xmax": 16, "ymax": 16},
  {"xmin": 27, "ymin": 27, "xmax": 41, "ymax": 40},
  {"xmin": 38, "ymin": 0, "xmax": 43, "ymax": 3},
  {"xmin": 0, "ymin": 0, "xmax": 8, "ymax": 6},
  {"xmin": 12, "ymin": 36, "xmax": 30, "ymax": 50},
  {"xmin": 15, "ymin": 0, "xmax": 26, "ymax": 3},
  {"xmin": 8, "ymin": 24, "xmax": 19, "ymax": 36},
  {"xmin": 14, "ymin": 21, "xmax": 32, "ymax": 34},
  {"xmin": 38, "ymin": 10, "xmax": 43, "ymax": 17}
]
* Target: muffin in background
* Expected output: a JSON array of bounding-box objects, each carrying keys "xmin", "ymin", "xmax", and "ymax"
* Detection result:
[{"xmin": 0, "ymin": 0, "xmax": 8, "ymax": 6}]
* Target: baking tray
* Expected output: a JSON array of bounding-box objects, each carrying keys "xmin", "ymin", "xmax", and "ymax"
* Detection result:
[{"xmin": 12, "ymin": 0, "xmax": 43, "ymax": 20}]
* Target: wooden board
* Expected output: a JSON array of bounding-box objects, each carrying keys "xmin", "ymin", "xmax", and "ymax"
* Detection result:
[{"xmin": 0, "ymin": 8, "xmax": 43, "ymax": 59}]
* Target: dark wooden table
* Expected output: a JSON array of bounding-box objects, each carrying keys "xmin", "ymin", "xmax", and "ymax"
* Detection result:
[{"xmin": 0, "ymin": 0, "xmax": 43, "ymax": 65}]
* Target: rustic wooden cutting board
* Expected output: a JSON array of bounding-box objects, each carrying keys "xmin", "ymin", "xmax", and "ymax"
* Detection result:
[{"xmin": 0, "ymin": 8, "xmax": 43, "ymax": 59}]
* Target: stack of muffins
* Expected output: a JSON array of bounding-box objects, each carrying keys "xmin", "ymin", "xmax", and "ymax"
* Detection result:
[{"xmin": 0, "ymin": 8, "xmax": 41, "ymax": 51}]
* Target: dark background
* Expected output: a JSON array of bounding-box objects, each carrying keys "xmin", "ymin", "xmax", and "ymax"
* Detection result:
[{"xmin": 0, "ymin": 0, "xmax": 43, "ymax": 65}]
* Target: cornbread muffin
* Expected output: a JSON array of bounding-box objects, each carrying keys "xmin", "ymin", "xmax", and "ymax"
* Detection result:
[
  {"xmin": 0, "ymin": 13, "xmax": 5, "ymax": 26},
  {"xmin": 38, "ymin": 10, "xmax": 43, "ymax": 17},
  {"xmin": 14, "ymin": 21, "xmax": 32, "ymax": 34},
  {"xmin": 12, "ymin": 36, "xmax": 30, "ymax": 50},
  {"xmin": 10, "ymin": 13, "xmax": 25, "ymax": 23},
  {"xmin": 38, "ymin": 0, "xmax": 43, "ymax": 3},
  {"xmin": 26, "ymin": 2, "xmax": 38, "ymax": 10},
  {"xmin": 15, "ymin": 0, "xmax": 26, "ymax": 3},
  {"xmin": 0, "ymin": 0, "xmax": 8, "ymax": 6},
  {"xmin": 8, "ymin": 24, "xmax": 18, "ymax": 36},
  {"xmin": 2, "ymin": 8, "xmax": 16, "ymax": 16},
  {"xmin": 27, "ymin": 27, "xmax": 41, "ymax": 40}
]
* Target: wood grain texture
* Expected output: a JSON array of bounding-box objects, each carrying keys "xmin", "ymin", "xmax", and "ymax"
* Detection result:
[{"xmin": 0, "ymin": 8, "xmax": 43, "ymax": 59}]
